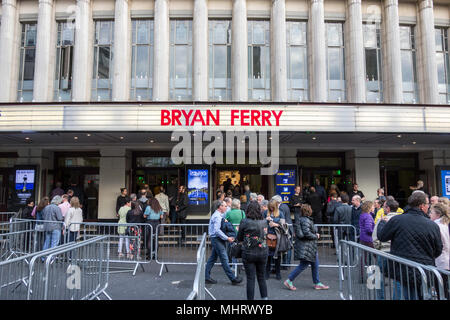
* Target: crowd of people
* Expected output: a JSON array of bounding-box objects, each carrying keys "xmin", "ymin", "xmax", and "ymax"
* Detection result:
[
  {"xmin": 17, "ymin": 192, "xmax": 84, "ymax": 252},
  {"xmin": 205, "ymin": 180, "xmax": 450, "ymax": 301}
]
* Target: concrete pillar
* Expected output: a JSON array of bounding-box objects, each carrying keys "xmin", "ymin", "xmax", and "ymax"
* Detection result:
[
  {"xmin": 72, "ymin": 0, "xmax": 93, "ymax": 101},
  {"xmin": 193, "ymin": 0, "xmax": 208, "ymax": 101},
  {"xmin": 309, "ymin": 0, "xmax": 327, "ymax": 102},
  {"xmin": 417, "ymin": 0, "xmax": 438, "ymax": 104},
  {"xmin": 232, "ymin": 0, "xmax": 248, "ymax": 101},
  {"xmin": 153, "ymin": 0, "xmax": 170, "ymax": 101},
  {"xmin": 346, "ymin": 0, "xmax": 365, "ymax": 103},
  {"xmin": 0, "ymin": 0, "xmax": 20, "ymax": 102},
  {"xmin": 33, "ymin": 0, "xmax": 56, "ymax": 102},
  {"xmin": 98, "ymin": 148, "xmax": 127, "ymax": 220},
  {"xmin": 352, "ymin": 149, "xmax": 380, "ymax": 201},
  {"xmin": 112, "ymin": 0, "xmax": 131, "ymax": 101},
  {"xmin": 271, "ymin": 0, "xmax": 287, "ymax": 102},
  {"xmin": 383, "ymin": 0, "xmax": 403, "ymax": 103}
]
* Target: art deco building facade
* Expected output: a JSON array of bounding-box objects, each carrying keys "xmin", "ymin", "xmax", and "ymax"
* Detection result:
[{"xmin": 0, "ymin": 0, "xmax": 449, "ymax": 220}]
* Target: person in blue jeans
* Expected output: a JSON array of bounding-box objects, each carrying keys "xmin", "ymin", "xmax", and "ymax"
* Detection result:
[
  {"xmin": 42, "ymin": 195, "xmax": 64, "ymax": 251},
  {"xmin": 284, "ymin": 204, "xmax": 329, "ymax": 291},
  {"xmin": 205, "ymin": 200, "xmax": 242, "ymax": 285}
]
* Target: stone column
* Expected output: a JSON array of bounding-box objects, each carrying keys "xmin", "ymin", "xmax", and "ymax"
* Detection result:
[
  {"xmin": 232, "ymin": 0, "xmax": 248, "ymax": 101},
  {"xmin": 0, "ymin": 0, "xmax": 19, "ymax": 102},
  {"xmin": 153, "ymin": 0, "xmax": 170, "ymax": 101},
  {"xmin": 33, "ymin": 0, "xmax": 56, "ymax": 102},
  {"xmin": 112, "ymin": 0, "xmax": 131, "ymax": 101},
  {"xmin": 383, "ymin": 0, "xmax": 403, "ymax": 103},
  {"xmin": 98, "ymin": 148, "xmax": 127, "ymax": 219},
  {"xmin": 351, "ymin": 149, "xmax": 380, "ymax": 201},
  {"xmin": 271, "ymin": 0, "xmax": 287, "ymax": 102},
  {"xmin": 346, "ymin": 0, "xmax": 365, "ymax": 103},
  {"xmin": 193, "ymin": 0, "xmax": 208, "ymax": 101},
  {"xmin": 417, "ymin": 0, "xmax": 438, "ymax": 104},
  {"xmin": 309, "ymin": 0, "xmax": 327, "ymax": 102},
  {"xmin": 72, "ymin": 0, "xmax": 93, "ymax": 101}
]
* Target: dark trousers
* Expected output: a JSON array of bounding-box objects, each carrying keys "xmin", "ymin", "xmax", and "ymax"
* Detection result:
[
  {"xmin": 68, "ymin": 231, "xmax": 78, "ymax": 242},
  {"xmin": 169, "ymin": 205, "xmax": 176, "ymax": 224},
  {"xmin": 266, "ymin": 254, "xmax": 281, "ymax": 276},
  {"xmin": 243, "ymin": 254, "xmax": 268, "ymax": 300},
  {"xmin": 177, "ymin": 215, "xmax": 186, "ymax": 240},
  {"xmin": 147, "ymin": 220, "xmax": 159, "ymax": 255}
]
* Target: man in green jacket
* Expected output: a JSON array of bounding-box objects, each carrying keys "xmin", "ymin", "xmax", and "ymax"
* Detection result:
[{"xmin": 225, "ymin": 199, "xmax": 246, "ymax": 233}]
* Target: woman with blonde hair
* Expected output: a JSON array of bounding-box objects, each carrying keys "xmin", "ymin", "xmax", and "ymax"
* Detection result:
[
  {"xmin": 65, "ymin": 196, "xmax": 83, "ymax": 242},
  {"xmin": 430, "ymin": 203, "xmax": 450, "ymax": 298},
  {"xmin": 265, "ymin": 199, "xmax": 284, "ymax": 280}
]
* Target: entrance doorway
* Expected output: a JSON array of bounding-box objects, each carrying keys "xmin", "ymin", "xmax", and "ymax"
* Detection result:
[
  {"xmin": 54, "ymin": 153, "xmax": 100, "ymax": 220},
  {"xmin": 298, "ymin": 152, "xmax": 350, "ymax": 196},
  {"xmin": 214, "ymin": 166, "xmax": 268, "ymax": 199},
  {"xmin": 133, "ymin": 168, "xmax": 182, "ymax": 196},
  {"xmin": 0, "ymin": 169, "xmax": 14, "ymax": 213},
  {"xmin": 379, "ymin": 153, "xmax": 421, "ymax": 208},
  {"xmin": 300, "ymin": 168, "xmax": 349, "ymax": 196}
]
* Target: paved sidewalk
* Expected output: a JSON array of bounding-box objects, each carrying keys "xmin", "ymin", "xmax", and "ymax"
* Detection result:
[{"xmin": 107, "ymin": 262, "xmax": 341, "ymax": 300}]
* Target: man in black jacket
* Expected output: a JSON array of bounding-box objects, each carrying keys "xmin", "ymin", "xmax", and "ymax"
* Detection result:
[
  {"xmin": 333, "ymin": 194, "xmax": 353, "ymax": 242},
  {"xmin": 115, "ymin": 188, "xmax": 128, "ymax": 214},
  {"xmin": 289, "ymin": 186, "xmax": 304, "ymax": 222},
  {"xmin": 377, "ymin": 191, "xmax": 442, "ymax": 300},
  {"xmin": 176, "ymin": 185, "xmax": 189, "ymax": 242}
]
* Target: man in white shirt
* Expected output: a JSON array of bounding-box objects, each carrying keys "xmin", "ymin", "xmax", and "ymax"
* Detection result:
[
  {"xmin": 58, "ymin": 194, "xmax": 71, "ymax": 217},
  {"xmin": 155, "ymin": 186, "xmax": 170, "ymax": 234}
]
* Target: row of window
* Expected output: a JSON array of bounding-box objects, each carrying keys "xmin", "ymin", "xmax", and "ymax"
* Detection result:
[{"xmin": 16, "ymin": 20, "xmax": 450, "ymax": 104}]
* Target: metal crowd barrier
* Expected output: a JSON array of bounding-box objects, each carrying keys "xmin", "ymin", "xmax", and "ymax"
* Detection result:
[
  {"xmin": 338, "ymin": 240, "xmax": 448, "ymax": 300},
  {"xmin": 155, "ymin": 223, "xmax": 357, "ymax": 277},
  {"xmin": 0, "ymin": 212, "xmax": 17, "ymax": 223},
  {"xmin": 280, "ymin": 224, "xmax": 358, "ymax": 268},
  {"xmin": 0, "ymin": 236, "xmax": 111, "ymax": 300},
  {"xmin": 27, "ymin": 236, "xmax": 111, "ymax": 300},
  {"xmin": 186, "ymin": 233, "xmax": 215, "ymax": 300},
  {"xmin": 68, "ymin": 222, "xmax": 153, "ymax": 276},
  {"xmin": 1, "ymin": 219, "xmax": 65, "ymax": 261}
]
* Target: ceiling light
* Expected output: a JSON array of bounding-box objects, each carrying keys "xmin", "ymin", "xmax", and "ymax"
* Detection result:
[
  {"xmin": 120, "ymin": 136, "xmax": 124, "ymax": 140},
  {"xmin": 150, "ymin": 139, "xmax": 154, "ymax": 143},
  {"xmin": 312, "ymin": 137, "xmax": 317, "ymax": 140},
  {"xmin": 397, "ymin": 134, "xmax": 402, "ymax": 138},
  {"xmin": 25, "ymin": 137, "xmax": 30, "ymax": 140},
  {"xmin": 412, "ymin": 141, "xmax": 417, "ymax": 145},
  {"xmin": 74, "ymin": 136, "xmax": 78, "ymax": 140},
  {"xmin": 86, "ymin": 133, "xmax": 91, "ymax": 137}
]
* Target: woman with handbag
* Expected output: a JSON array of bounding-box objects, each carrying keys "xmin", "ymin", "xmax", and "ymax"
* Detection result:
[
  {"xmin": 284, "ymin": 204, "xmax": 329, "ymax": 291},
  {"xmin": 237, "ymin": 201, "xmax": 269, "ymax": 300},
  {"xmin": 265, "ymin": 199, "xmax": 284, "ymax": 280}
]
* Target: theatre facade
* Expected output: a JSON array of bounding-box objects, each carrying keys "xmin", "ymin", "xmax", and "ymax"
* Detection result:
[{"xmin": 0, "ymin": 0, "xmax": 449, "ymax": 220}]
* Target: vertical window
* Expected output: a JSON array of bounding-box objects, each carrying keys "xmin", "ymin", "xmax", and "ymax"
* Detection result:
[
  {"xmin": 363, "ymin": 23, "xmax": 383, "ymax": 103},
  {"xmin": 286, "ymin": 21, "xmax": 308, "ymax": 101},
  {"xmin": 17, "ymin": 23, "xmax": 37, "ymax": 102},
  {"xmin": 326, "ymin": 22, "xmax": 345, "ymax": 102},
  {"xmin": 400, "ymin": 25, "xmax": 418, "ymax": 103},
  {"xmin": 248, "ymin": 20, "xmax": 270, "ymax": 101},
  {"xmin": 54, "ymin": 22, "xmax": 74, "ymax": 101},
  {"xmin": 131, "ymin": 20, "xmax": 154, "ymax": 100},
  {"xmin": 435, "ymin": 28, "xmax": 450, "ymax": 104},
  {"xmin": 92, "ymin": 20, "xmax": 114, "ymax": 101},
  {"xmin": 170, "ymin": 20, "xmax": 192, "ymax": 101},
  {"xmin": 208, "ymin": 20, "xmax": 231, "ymax": 101}
]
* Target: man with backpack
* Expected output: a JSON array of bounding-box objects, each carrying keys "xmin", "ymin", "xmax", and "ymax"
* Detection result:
[{"xmin": 205, "ymin": 200, "xmax": 243, "ymax": 285}]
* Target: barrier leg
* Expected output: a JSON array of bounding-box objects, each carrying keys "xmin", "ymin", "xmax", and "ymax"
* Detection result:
[
  {"xmin": 205, "ymin": 288, "xmax": 216, "ymax": 300},
  {"xmin": 159, "ymin": 263, "xmax": 169, "ymax": 277}
]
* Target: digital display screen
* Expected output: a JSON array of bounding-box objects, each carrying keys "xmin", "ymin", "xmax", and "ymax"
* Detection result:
[
  {"xmin": 440, "ymin": 170, "xmax": 450, "ymax": 199},
  {"xmin": 15, "ymin": 169, "xmax": 35, "ymax": 192},
  {"xmin": 275, "ymin": 169, "xmax": 296, "ymax": 203},
  {"xmin": 187, "ymin": 169, "xmax": 209, "ymax": 205}
]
